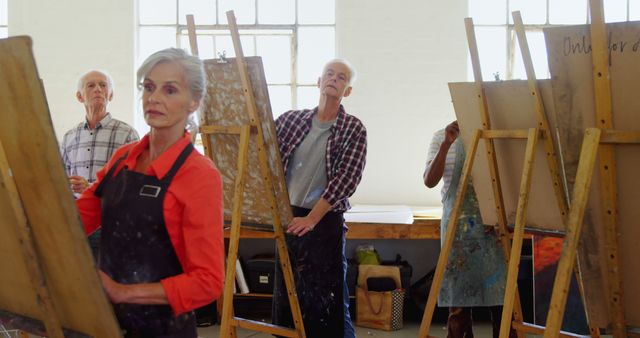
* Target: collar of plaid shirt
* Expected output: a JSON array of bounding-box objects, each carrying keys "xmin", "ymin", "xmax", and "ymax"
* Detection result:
[{"xmin": 83, "ymin": 112, "xmax": 112, "ymax": 130}]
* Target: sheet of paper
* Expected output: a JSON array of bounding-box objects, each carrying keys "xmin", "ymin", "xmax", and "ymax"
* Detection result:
[{"xmin": 344, "ymin": 205, "xmax": 414, "ymax": 224}]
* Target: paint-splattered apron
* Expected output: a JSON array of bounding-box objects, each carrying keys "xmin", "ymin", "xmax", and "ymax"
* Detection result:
[
  {"xmin": 438, "ymin": 139, "xmax": 507, "ymax": 307},
  {"xmin": 95, "ymin": 144, "xmax": 197, "ymax": 338},
  {"xmin": 272, "ymin": 206, "xmax": 346, "ymax": 338}
]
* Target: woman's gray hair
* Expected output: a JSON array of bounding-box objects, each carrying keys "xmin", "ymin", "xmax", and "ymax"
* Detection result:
[{"xmin": 137, "ymin": 48, "xmax": 207, "ymax": 103}]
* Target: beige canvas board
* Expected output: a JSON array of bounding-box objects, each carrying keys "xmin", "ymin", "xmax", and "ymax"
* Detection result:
[
  {"xmin": 200, "ymin": 57, "xmax": 292, "ymax": 230},
  {"xmin": 545, "ymin": 21, "xmax": 640, "ymax": 328},
  {"xmin": 448, "ymin": 80, "xmax": 565, "ymax": 232},
  {"xmin": 0, "ymin": 37, "xmax": 120, "ymax": 336}
]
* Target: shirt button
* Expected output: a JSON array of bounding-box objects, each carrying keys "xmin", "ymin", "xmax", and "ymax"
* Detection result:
[
  {"xmin": 87, "ymin": 149, "xmax": 90, "ymax": 151},
  {"xmin": 86, "ymin": 166, "xmax": 89, "ymax": 169}
]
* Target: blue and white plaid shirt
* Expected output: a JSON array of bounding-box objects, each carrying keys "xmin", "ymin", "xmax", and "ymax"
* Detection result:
[{"xmin": 60, "ymin": 113, "xmax": 139, "ymax": 183}]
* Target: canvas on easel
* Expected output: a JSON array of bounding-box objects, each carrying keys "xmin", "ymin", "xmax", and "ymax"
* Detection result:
[
  {"xmin": 0, "ymin": 37, "xmax": 120, "ymax": 338},
  {"xmin": 449, "ymin": 79, "xmax": 563, "ymax": 231},
  {"xmin": 200, "ymin": 56, "xmax": 291, "ymax": 230},
  {"xmin": 190, "ymin": 11, "xmax": 306, "ymax": 338}
]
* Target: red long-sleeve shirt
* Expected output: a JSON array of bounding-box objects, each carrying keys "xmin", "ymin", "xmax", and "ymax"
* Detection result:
[{"xmin": 77, "ymin": 133, "xmax": 224, "ymax": 315}]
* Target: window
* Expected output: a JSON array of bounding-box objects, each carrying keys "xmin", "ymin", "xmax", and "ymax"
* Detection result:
[
  {"xmin": 136, "ymin": 0, "xmax": 336, "ymax": 132},
  {"xmin": 468, "ymin": 0, "xmax": 638, "ymax": 81},
  {"xmin": 0, "ymin": 0, "xmax": 8, "ymax": 38}
]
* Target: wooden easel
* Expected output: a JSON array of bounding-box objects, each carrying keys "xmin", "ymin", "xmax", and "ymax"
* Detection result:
[
  {"xmin": 187, "ymin": 11, "xmax": 306, "ymax": 338},
  {"xmin": 498, "ymin": 11, "xmax": 598, "ymax": 338},
  {"xmin": 0, "ymin": 139, "xmax": 65, "ymax": 338},
  {"xmin": 418, "ymin": 16, "xmax": 540, "ymax": 338},
  {"xmin": 418, "ymin": 13, "xmax": 597, "ymax": 337},
  {"xmin": 544, "ymin": 125, "xmax": 637, "ymax": 338},
  {"xmin": 0, "ymin": 37, "xmax": 120, "ymax": 338},
  {"xmin": 542, "ymin": 0, "xmax": 632, "ymax": 337}
]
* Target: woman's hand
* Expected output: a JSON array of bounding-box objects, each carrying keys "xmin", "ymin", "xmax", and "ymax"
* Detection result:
[
  {"xmin": 98, "ymin": 270, "xmax": 168, "ymax": 305},
  {"xmin": 99, "ymin": 270, "xmax": 129, "ymax": 304}
]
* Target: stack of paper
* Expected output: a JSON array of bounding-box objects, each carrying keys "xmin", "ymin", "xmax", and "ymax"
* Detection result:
[
  {"xmin": 344, "ymin": 205, "xmax": 414, "ymax": 224},
  {"xmin": 411, "ymin": 206, "xmax": 442, "ymax": 220}
]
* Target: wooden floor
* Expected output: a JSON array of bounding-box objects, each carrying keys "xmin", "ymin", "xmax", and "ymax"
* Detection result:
[{"xmin": 196, "ymin": 320, "xmax": 490, "ymax": 338}]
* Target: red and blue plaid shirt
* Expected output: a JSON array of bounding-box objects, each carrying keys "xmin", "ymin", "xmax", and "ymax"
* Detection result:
[{"xmin": 275, "ymin": 105, "xmax": 367, "ymax": 212}]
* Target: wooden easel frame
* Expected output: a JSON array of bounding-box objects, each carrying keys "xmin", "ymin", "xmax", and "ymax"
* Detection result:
[
  {"xmin": 542, "ymin": 127, "xmax": 640, "ymax": 338},
  {"xmin": 0, "ymin": 140, "xmax": 65, "ymax": 338},
  {"xmin": 542, "ymin": 0, "xmax": 630, "ymax": 337},
  {"xmin": 187, "ymin": 11, "xmax": 306, "ymax": 338},
  {"xmin": 498, "ymin": 12, "xmax": 599, "ymax": 338},
  {"xmin": 418, "ymin": 13, "xmax": 597, "ymax": 337},
  {"xmin": 0, "ymin": 36, "xmax": 120, "ymax": 338},
  {"xmin": 418, "ymin": 15, "xmax": 544, "ymax": 338}
]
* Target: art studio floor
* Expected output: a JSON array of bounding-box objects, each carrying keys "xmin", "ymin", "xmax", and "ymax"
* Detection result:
[
  {"xmin": 196, "ymin": 320, "xmax": 492, "ymax": 338},
  {"xmin": 195, "ymin": 321, "xmax": 616, "ymax": 338}
]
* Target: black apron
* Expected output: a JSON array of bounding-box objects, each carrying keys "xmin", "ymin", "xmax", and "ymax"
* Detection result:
[
  {"xmin": 94, "ymin": 144, "xmax": 197, "ymax": 338},
  {"xmin": 272, "ymin": 206, "xmax": 346, "ymax": 338}
]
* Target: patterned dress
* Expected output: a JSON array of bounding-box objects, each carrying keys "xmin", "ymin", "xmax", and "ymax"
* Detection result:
[{"xmin": 426, "ymin": 132, "xmax": 508, "ymax": 307}]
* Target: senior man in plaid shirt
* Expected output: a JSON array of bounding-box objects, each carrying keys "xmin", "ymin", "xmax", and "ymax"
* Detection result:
[
  {"xmin": 272, "ymin": 59, "xmax": 367, "ymax": 338},
  {"xmin": 60, "ymin": 70, "xmax": 138, "ymax": 256}
]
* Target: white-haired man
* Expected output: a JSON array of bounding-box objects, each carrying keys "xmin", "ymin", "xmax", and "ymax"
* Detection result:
[
  {"xmin": 60, "ymin": 70, "xmax": 138, "ymax": 255},
  {"xmin": 272, "ymin": 59, "xmax": 367, "ymax": 338}
]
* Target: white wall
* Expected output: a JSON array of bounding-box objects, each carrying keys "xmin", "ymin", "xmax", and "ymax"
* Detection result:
[
  {"xmin": 8, "ymin": 0, "xmax": 136, "ymax": 140},
  {"xmin": 8, "ymin": 0, "xmax": 467, "ymax": 207},
  {"xmin": 337, "ymin": 1, "xmax": 468, "ymax": 207}
]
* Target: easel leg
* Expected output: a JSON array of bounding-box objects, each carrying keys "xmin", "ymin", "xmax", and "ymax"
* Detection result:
[
  {"xmin": 216, "ymin": 293, "xmax": 235, "ymax": 337},
  {"xmin": 0, "ymin": 139, "xmax": 65, "ymax": 338},
  {"xmin": 588, "ymin": 0, "xmax": 626, "ymax": 334},
  {"xmin": 418, "ymin": 129, "xmax": 482, "ymax": 338},
  {"xmin": 543, "ymin": 129, "xmax": 601, "ymax": 338},
  {"xmin": 256, "ymin": 139, "xmax": 306, "ymax": 336},
  {"xmin": 274, "ymin": 231, "xmax": 306, "ymax": 335},
  {"xmin": 221, "ymin": 10, "xmax": 306, "ymax": 336},
  {"xmin": 220, "ymin": 127, "xmax": 251, "ymax": 338},
  {"xmin": 499, "ymin": 128, "xmax": 538, "ymax": 338},
  {"xmin": 465, "ymin": 17, "xmax": 527, "ymax": 336},
  {"xmin": 572, "ymin": 262, "xmax": 601, "ymax": 337}
]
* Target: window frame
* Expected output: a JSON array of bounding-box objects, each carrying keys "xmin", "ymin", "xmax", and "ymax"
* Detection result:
[
  {"xmin": 136, "ymin": 0, "xmax": 336, "ymax": 111},
  {"xmin": 470, "ymin": 0, "xmax": 636, "ymax": 80},
  {"xmin": 0, "ymin": 0, "xmax": 7, "ymax": 39}
]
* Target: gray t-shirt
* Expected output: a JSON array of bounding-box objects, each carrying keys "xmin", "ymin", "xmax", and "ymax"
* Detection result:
[{"xmin": 286, "ymin": 116, "xmax": 335, "ymax": 209}]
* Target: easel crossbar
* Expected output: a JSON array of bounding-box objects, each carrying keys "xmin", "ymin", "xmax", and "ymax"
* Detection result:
[
  {"xmin": 481, "ymin": 129, "xmax": 546, "ymax": 139},
  {"xmin": 512, "ymin": 321, "xmax": 589, "ymax": 338},
  {"xmin": 231, "ymin": 318, "xmax": 299, "ymax": 337},
  {"xmin": 199, "ymin": 124, "xmax": 257, "ymax": 135},
  {"xmin": 599, "ymin": 130, "xmax": 640, "ymax": 144}
]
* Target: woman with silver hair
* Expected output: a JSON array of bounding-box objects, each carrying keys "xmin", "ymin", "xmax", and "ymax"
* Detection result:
[{"xmin": 76, "ymin": 48, "xmax": 224, "ymax": 337}]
